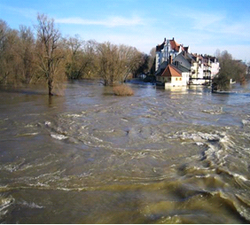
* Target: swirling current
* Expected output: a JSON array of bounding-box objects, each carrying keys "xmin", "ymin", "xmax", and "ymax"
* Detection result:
[{"xmin": 0, "ymin": 81, "xmax": 250, "ymax": 223}]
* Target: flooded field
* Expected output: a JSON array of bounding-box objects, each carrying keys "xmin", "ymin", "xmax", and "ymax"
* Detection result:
[{"xmin": 0, "ymin": 81, "xmax": 250, "ymax": 223}]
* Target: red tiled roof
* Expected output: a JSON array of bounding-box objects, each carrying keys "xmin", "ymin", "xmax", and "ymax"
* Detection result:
[
  {"xmin": 169, "ymin": 39, "xmax": 180, "ymax": 52},
  {"xmin": 161, "ymin": 64, "xmax": 182, "ymax": 77}
]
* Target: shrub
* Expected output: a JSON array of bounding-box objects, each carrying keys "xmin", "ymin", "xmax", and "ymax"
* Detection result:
[
  {"xmin": 212, "ymin": 72, "xmax": 230, "ymax": 91},
  {"xmin": 113, "ymin": 84, "xmax": 134, "ymax": 96}
]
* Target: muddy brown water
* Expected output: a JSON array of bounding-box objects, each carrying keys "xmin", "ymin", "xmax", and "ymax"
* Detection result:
[{"xmin": 0, "ymin": 81, "xmax": 250, "ymax": 223}]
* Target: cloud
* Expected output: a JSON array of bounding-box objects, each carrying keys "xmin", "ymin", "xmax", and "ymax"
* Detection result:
[
  {"xmin": 0, "ymin": 4, "xmax": 37, "ymax": 19},
  {"xmin": 55, "ymin": 15, "xmax": 144, "ymax": 27},
  {"xmin": 187, "ymin": 11, "xmax": 225, "ymax": 30},
  {"xmin": 180, "ymin": 9, "xmax": 250, "ymax": 39}
]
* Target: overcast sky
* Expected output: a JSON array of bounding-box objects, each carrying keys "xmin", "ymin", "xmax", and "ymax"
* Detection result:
[{"xmin": 1, "ymin": 0, "xmax": 250, "ymax": 62}]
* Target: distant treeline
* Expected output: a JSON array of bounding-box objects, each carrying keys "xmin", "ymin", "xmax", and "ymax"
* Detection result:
[{"xmin": 0, "ymin": 14, "xmax": 155, "ymax": 95}]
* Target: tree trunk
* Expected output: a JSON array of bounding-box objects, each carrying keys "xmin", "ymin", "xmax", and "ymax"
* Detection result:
[{"xmin": 48, "ymin": 78, "xmax": 53, "ymax": 96}]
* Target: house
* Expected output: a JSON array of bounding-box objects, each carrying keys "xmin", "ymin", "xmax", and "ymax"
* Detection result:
[
  {"xmin": 156, "ymin": 64, "xmax": 189, "ymax": 87},
  {"xmin": 190, "ymin": 54, "xmax": 220, "ymax": 85},
  {"xmin": 155, "ymin": 38, "xmax": 191, "ymax": 87},
  {"xmin": 155, "ymin": 37, "xmax": 182, "ymax": 72},
  {"xmin": 172, "ymin": 50, "xmax": 193, "ymax": 72},
  {"xmin": 155, "ymin": 37, "xmax": 220, "ymax": 87}
]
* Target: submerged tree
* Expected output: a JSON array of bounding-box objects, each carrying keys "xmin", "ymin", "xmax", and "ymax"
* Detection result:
[
  {"xmin": 17, "ymin": 25, "xmax": 36, "ymax": 84},
  {"xmin": 0, "ymin": 20, "xmax": 20, "ymax": 85},
  {"xmin": 97, "ymin": 42, "xmax": 122, "ymax": 86},
  {"xmin": 97, "ymin": 42, "xmax": 147, "ymax": 85},
  {"xmin": 119, "ymin": 45, "xmax": 148, "ymax": 81},
  {"xmin": 0, "ymin": 20, "xmax": 11, "ymax": 84},
  {"xmin": 36, "ymin": 13, "xmax": 63, "ymax": 95},
  {"xmin": 65, "ymin": 37, "xmax": 97, "ymax": 79},
  {"xmin": 212, "ymin": 50, "xmax": 247, "ymax": 91}
]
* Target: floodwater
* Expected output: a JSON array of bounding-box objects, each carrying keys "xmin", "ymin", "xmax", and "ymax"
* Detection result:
[{"xmin": 0, "ymin": 81, "xmax": 250, "ymax": 223}]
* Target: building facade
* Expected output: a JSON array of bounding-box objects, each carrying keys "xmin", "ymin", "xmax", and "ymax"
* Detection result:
[
  {"xmin": 155, "ymin": 38, "xmax": 182, "ymax": 72},
  {"xmin": 190, "ymin": 54, "xmax": 220, "ymax": 85},
  {"xmin": 155, "ymin": 37, "xmax": 220, "ymax": 87}
]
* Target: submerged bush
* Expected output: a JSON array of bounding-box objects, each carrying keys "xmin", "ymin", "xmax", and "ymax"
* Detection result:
[
  {"xmin": 113, "ymin": 84, "xmax": 134, "ymax": 96},
  {"xmin": 212, "ymin": 72, "xmax": 230, "ymax": 91}
]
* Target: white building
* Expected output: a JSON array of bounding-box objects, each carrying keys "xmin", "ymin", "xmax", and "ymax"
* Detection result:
[
  {"xmin": 190, "ymin": 54, "xmax": 220, "ymax": 85},
  {"xmin": 155, "ymin": 37, "xmax": 182, "ymax": 72},
  {"xmin": 155, "ymin": 37, "xmax": 220, "ymax": 87}
]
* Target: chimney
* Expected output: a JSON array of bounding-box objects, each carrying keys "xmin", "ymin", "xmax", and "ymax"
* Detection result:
[
  {"xmin": 169, "ymin": 55, "xmax": 173, "ymax": 64},
  {"xmin": 184, "ymin": 49, "xmax": 187, "ymax": 57}
]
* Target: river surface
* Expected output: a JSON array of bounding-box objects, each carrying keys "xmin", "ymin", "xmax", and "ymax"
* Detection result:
[{"xmin": 0, "ymin": 81, "xmax": 250, "ymax": 223}]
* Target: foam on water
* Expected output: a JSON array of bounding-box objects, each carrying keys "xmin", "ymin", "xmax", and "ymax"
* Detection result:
[
  {"xmin": 50, "ymin": 133, "xmax": 68, "ymax": 140},
  {"xmin": 0, "ymin": 195, "xmax": 14, "ymax": 221}
]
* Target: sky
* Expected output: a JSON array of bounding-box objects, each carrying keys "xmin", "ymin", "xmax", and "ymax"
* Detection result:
[{"xmin": 1, "ymin": 0, "xmax": 250, "ymax": 62}]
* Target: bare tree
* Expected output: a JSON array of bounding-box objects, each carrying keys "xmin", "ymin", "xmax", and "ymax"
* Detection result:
[
  {"xmin": 148, "ymin": 47, "xmax": 156, "ymax": 74},
  {"xmin": 97, "ymin": 42, "xmax": 122, "ymax": 85},
  {"xmin": 36, "ymin": 13, "xmax": 63, "ymax": 95},
  {"xmin": 81, "ymin": 40, "xmax": 98, "ymax": 79},
  {"xmin": 0, "ymin": 20, "xmax": 9, "ymax": 84},
  {"xmin": 97, "ymin": 42, "xmax": 146, "ymax": 85},
  {"xmin": 0, "ymin": 20, "xmax": 19, "ymax": 85},
  {"xmin": 17, "ymin": 25, "xmax": 36, "ymax": 84},
  {"xmin": 65, "ymin": 36, "xmax": 97, "ymax": 79},
  {"xmin": 121, "ymin": 46, "xmax": 150, "ymax": 81},
  {"xmin": 119, "ymin": 45, "xmax": 142, "ymax": 81},
  {"xmin": 64, "ymin": 35, "xmax": 83, "ymax": 79}
]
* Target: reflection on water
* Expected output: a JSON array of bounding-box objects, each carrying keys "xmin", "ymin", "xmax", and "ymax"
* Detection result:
[{"xmin": 0, "ymin": 81, "xmax": 250, "ymax": 223}]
